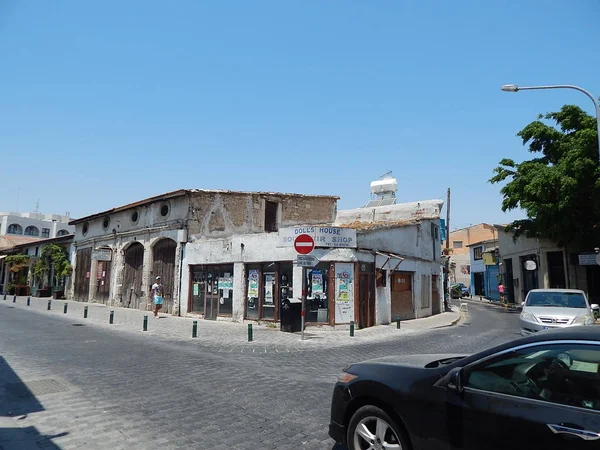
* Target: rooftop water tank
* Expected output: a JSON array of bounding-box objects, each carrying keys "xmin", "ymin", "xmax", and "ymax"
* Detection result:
[{"xmin": 370, "ymin": 177, "xmax": 398, "ymax": 195}]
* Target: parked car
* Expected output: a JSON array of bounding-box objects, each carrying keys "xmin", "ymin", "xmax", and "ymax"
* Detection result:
[
  {"xmin": 329, "ymin": 327, "xmax": 600, "ymax": 450},
  {"xmin": 450, "ymin": 282, "xmax": 470, "ymax": 299},
  {"xmin": 520, "ymin": 288, "xmax": 598, "ymax": 336}
]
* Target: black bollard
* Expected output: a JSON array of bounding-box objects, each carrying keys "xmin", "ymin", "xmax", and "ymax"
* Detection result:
[
  {"xmin": 143, "ymin": 315, "xmax": 148, "ymax": 331},
  {"xmin": 192, "ymin": 320, "xmax": 198, "ymax": 338},
  {"xmin": 350, "ymin": 321, "xmax": 355, "ymax": 337},
  {"xmin": 84, "ymin": 306, "xmax": 88, "ymax": 318},
  {"xmin": 109, "ymin": 310, "xmax": 114, "ymax": 324}
]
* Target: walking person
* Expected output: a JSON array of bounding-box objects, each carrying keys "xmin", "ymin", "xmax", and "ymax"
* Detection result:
[
  {"xmin": 498, "ymin": 282, "xmax": 505, "ymax": 304},
  {"xmin": 150, "ymin": 276, "xmax": 164, "ymax": 318}
]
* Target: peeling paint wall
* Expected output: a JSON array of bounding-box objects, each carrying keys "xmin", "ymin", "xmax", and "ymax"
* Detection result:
[{"xmin": 187, "ymin": 192, "xmax": 337, "ymax": 240}]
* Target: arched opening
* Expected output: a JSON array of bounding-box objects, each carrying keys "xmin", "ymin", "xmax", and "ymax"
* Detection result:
[
  {"xmin": 57, "ymin": 229, "xmax": 70, "ymax": 237},
  {"xmin": 24, "ymin": 226, "xmax": 40, "ymax": 236},
  {"xmin": 152, "ymin": 238, "xmax": 177, "ymax": 314},
  {"xmin": 7, "ymin": 224, "xmax": 23, "ymax": 235},
  {"xmin": 122, "ymin": 242, "xmax": 145, "ymax": 309}
]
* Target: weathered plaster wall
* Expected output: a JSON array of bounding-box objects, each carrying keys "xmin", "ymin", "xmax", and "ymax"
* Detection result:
[{"xmin": 187, "ymin": 192, "xmax": 337, "ymax": 239}]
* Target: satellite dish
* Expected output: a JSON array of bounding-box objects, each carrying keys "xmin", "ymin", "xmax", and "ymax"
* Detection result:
[{"xmin": 524, "ymin": 260, "xmax": 537, "ymax": 271}]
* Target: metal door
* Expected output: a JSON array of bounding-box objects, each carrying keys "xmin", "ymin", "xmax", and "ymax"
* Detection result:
[
  {"xmin": 74, "ymin": 248, "xmax": 92, "ymax": 302},
  {"xmin": 123, "ymin": 242, "xmax": 144, "ymax": 309},
  {"xmin": 96, "ymin": 260, "xmax": 111, "ymax": 304},
  {"xmin": 152, "ymin": 239, "xmax": 177, "ymax": 314}
]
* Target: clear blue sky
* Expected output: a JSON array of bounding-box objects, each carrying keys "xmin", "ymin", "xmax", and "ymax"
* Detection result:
[{"xmin": 1, "ymin": 1, "xmax": 599, "ymax": 230}]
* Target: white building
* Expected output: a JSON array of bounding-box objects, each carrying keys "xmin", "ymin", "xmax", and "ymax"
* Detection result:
[
  {"xmin": 0, "ymin": 212, "xmax": 73, "ymax": 239},
  {"xmin": 181, "ymin": 198, "xmax": 444, "ymax": 328}
]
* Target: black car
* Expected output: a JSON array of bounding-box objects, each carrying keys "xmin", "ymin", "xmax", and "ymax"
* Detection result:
[{"xmin": 329, "ymin": 327, "xmax": 600, "ymax": 449}]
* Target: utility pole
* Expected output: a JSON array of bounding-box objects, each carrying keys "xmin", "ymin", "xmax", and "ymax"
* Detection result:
[{"xmin": 444, "ymin": 188, "xmax": 451, "ymax": 310}]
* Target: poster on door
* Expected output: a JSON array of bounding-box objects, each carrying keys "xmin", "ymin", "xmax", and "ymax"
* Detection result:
[
  {"xmin": 335, "ymin": 263, "xmax": 354, "ymax": 323},
  {"xmin": 264, "ymin": 274, "xmax": 274, "ymax": 304},
  {"xmin": 311, "ymin": 270, "xmax": 324, "ymax": 295},
  {"xmin": 247, "ymin": 270, "xmax": 259, "ymax": 298}
]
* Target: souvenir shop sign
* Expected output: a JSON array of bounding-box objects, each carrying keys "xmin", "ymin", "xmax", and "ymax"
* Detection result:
[{"xmin": 278, "ymin": 226, "xmax": 357, "ymax": 249}]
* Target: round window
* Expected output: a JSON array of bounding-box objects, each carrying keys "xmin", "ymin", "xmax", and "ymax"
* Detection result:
[
  {"xmin": 131, "ymin": 211, "xmax": 139, "ymax": 223},
  {"xmin": 82, "ymin": 222, "xmax": 89, "ymax": 235},
  {"xmin": 102, "ymin": 216, "xmax": 110, "ymax": 229},
  {"xmin": 160, "ymin": 204, "xmax": 169, "ymax": 217}
]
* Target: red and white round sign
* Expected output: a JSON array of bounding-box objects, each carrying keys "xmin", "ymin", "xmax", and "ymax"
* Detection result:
[{"xmin": 294, "ymin": 234, "xmax": 315, "ymax": 255}]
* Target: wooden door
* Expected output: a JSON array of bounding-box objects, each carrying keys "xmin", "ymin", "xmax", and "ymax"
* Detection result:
[
  {"xmin": 96, "ymin": 260, "xmax": 111, "ymax": 304},
  {"xmin": 391, "ymin": 271, "xmax": 414, "ymax": 320},
  {"xmin": 358, "ymin": 274, "xmax": 369, "ymax": 329},
  {"xmin": 152, "ymin": 239, "xmax": 177, "ymax": 314},
  {"xmin": 431, "ymin": 275, "xmax": 440, "ymax": 314},
  {"xmin": 123, "ymin": 242, "xmax": 144, "ymax": 309},
  {"xmin": 204, "ymin": 273, "xmax": 219, "ymax": 320},
  {"xmin": 74, "ymin": 247, "xmax": 92, "ymax": 302}
]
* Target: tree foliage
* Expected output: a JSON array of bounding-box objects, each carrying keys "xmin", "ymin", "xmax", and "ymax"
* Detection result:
[
  {"xmin": 490, "ymin": 104, "xmax": 600, "ymax": 249},
  {"xmin": 34, "ymin": 244, "xmax": 72, "ymax": 286},
  {"xmin": 5, "ymin": 254, "xmax": 30, "ymax": 273}
]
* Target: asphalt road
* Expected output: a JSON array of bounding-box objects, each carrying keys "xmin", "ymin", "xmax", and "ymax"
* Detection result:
[{"xmin": 0, "ymin": 302, "xmax": 520, "ymax": 450}]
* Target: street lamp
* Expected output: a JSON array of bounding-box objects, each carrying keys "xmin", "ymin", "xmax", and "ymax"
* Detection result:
[{"xmin": 501, "ymin": 84, "xmax": 600, "ymax": 161}]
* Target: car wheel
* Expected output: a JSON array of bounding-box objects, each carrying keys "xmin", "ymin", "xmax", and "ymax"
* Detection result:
[{"xmin": 347, "ymin": 405, "xmax": 410, "ymax": 450}]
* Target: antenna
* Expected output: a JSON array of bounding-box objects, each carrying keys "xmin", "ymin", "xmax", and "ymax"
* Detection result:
[
  {"xmin": 35, "ymin": 199, "xmax": 40, "ymax": 214},
  {"xmin": 380, "ymin": 170, "xmax": 393, "ymax": 179}
]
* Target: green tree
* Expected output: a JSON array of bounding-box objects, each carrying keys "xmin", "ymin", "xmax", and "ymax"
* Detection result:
[
  {"xmin": 490, "ymin": 104, "xmax": 600, "ymax": 249},
  {"xmin": 32, "ymin": 244, "xmax": 73, "ymax": 287}
]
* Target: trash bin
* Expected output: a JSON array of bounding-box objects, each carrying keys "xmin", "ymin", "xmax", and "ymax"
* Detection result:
[{"xmin": 280, "ymin": 298, "xmax": 303, "ymax": 332}]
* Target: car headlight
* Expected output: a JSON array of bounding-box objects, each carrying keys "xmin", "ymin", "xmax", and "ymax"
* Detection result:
[
  {"xmin": 520, "ymin": 311, "xmax": 538, "ymax": 323},
  {"xmin": 572, "ymin": 315, "xmax": 594, "ymax": 326},
  {"xmin": 337, "ymin": 372, "xmax": 358, "ymax": 384}
]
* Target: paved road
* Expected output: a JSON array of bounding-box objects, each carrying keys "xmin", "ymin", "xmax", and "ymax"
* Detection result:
[{"xmin": 0, "ymin": 301, "xmax": 520, "ymax": 450}]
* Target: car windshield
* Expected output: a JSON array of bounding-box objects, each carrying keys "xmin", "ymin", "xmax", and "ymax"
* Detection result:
[{"xmin": 526, "ymin": 292, "xmax": 587, "ymax": 308}]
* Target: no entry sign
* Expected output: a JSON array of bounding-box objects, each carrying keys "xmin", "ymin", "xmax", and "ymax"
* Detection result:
[{"xmin": 294, "ymin": 234, "xmax": 315, "ymax": 255}]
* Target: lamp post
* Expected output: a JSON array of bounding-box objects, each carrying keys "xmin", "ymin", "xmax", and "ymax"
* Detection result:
[{"xmin": 501, "ymin": 84, "xmax": 600, "ymax": 162}]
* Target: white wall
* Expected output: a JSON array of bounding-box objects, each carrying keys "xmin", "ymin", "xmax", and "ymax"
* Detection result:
[{"xmin": 72, "ymin": 196, "xmax": 190, "ymax": 242}]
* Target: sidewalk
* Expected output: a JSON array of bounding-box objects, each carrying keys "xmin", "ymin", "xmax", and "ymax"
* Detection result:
[
  {"xmin": 0, "ymin": 295, "xmax": 461, "ymax": 352},
  {"xmin": 458, "ymin": 296, "xmax": 522, "ymax": 311}
]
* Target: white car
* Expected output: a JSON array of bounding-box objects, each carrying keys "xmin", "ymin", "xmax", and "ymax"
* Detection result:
[{"xmin": 520, "ymin": 289, "xmax": 598, "ymax": 336}]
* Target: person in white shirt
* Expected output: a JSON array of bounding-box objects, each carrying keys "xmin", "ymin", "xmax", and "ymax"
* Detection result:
[{"xmin": 150, "ymin": 276, "xmax": 164, "ymax": 318}]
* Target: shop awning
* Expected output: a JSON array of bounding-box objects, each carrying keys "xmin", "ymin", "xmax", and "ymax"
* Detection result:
[{"xmin": 0, "ymin": 255, "xmax": 7, "ymax": 261}]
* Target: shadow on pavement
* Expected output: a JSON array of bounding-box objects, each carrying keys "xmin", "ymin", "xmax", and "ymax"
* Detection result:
[{"xmin": 0, "ymin": 356, "xmax": 68, "ymax": 449}]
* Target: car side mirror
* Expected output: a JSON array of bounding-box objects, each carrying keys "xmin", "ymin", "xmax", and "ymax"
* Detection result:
[
  {"xmin": 446, "ymin": 367, "xmax": 464, "ymax": 394},
  {"xmin": 591, "ymin": 304, "xmax": 599, "ymax": 310},
  {"xmin": 521, "ymin": 301, "xmax": 525, "ymax": 307}
]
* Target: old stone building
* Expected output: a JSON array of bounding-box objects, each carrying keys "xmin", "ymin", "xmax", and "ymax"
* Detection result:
[{"xmin": 67, "ymin": 189, "xmax": 338, "ymax": 315}]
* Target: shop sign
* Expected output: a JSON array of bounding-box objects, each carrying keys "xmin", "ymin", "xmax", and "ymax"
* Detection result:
[
  {"xmin": 92, "ymin": 249, "xmax": 112, "ymax": 261},
  {"xmin": 578, "ymin": 253, "xmax": 599, "ymax": 266},
  {"xmin": 278, "ymin": 226, "xmax": 357, "ymax": 248},
  {"xmin": 334, "ymin": 263, "xmax": 354, "ymax": 323}
]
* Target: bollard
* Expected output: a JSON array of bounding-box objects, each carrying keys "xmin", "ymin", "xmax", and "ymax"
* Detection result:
[
  {"xmin": 396, "ymin": 314, "xmax": 401, "ymax": 329},
  {"xmin": 350, "ymin": 321, "xmax": 355, "ymax": 337},
  {"xmin": 192, "ymin": 320, "xmax": 198, "ymax": 338},
  {"xmin": 248, "ymin": 324, "xmax": 253, "ymax": 342},
  {"xmin": 13, "ymin": 295, "xmax": 16, "ymax": 303},
  {"xmin": 27, "ymin": 296, "xmax": 30, "ymax": 306},
  {"xmin": 3, "ymin": 293, "xmax": 6, "ymax": 300},
  {"xmin": 63, "ymin": 302, "xmax": 68, "ymax": 314},
  {"xmin": 143, "ymin": 315, "xmax": 148, "ymax": 331},
  {"xmin": 109, "ymin": 310, "xmax": 114, "ymax": 324},
  {"xmin": 84, "ymin": 306, "xmax": 88, "ymax": 318},
  {"xmin": 47, "ymin": 300, "xmax": 51, "ymax": 310}
]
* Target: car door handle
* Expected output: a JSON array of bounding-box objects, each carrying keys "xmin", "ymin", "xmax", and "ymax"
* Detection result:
[{"xmin": 547, "ymin": 424, "xmax": 600, "ymax": 441}]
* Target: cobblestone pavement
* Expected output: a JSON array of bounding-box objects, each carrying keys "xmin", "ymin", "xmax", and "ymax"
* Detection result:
[
  {"xmin": 0, "ymin": 297, "xmax": 520, "ymax": 449},
  {"xmin": 0, "ymin": 295, "xmax": 460, "ymax": 353}
]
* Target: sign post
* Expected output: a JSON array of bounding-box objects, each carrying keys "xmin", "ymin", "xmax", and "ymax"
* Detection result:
[{"xmin": 294, "ymin": 234, "xmax": 315, "ymax": 341}]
